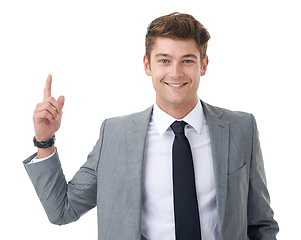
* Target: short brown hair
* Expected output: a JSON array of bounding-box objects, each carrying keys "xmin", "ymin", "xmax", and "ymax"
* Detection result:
[{"xmin": 145, "ymin": 12, "xmax": 210, "ymax": 61}]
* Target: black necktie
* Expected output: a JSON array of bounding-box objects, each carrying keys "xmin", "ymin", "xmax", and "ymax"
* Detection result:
[{"xmin": 171, "ymin": 121, "xmax": 201, "ymax": 240}]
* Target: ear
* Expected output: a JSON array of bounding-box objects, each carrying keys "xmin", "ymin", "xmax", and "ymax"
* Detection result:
[
  {"xmin": 201, "ymin": 55, "xmax": 209, "ymax": 76},
  {"xmin": 143, "ymin": 54, "xmax": 152, "ymax": 76}
]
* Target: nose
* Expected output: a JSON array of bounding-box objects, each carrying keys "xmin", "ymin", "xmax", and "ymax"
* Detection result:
[{"xmin": 169, "ymin": 62, "xmax": 184, "ymax": 78}]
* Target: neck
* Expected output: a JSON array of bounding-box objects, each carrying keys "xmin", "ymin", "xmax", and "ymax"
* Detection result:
[{"xmin": 156, "ymin": 99, "xmax": 198, "ymax": 119}]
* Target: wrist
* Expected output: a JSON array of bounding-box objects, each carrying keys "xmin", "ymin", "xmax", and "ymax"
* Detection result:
[
  {"xmin": 33, "ymin": 135, "xmax": 56, "ymax": 148},
  {"xmin": 37, "ymin": 146, "xmax": 56, "ymax": 159}
]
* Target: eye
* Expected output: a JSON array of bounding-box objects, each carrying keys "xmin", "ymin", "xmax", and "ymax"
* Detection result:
[
  {"xmin": 183, "ymin": 60, "xmax": 193, "ymax": 63},
  {"xmin": 160, "ymin": 59, "xmax": 169, "ymax": 64}
]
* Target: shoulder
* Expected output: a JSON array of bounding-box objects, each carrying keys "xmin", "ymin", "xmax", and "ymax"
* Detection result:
[
  {"xmin": 100, "ymin": 106, "xmax": 153, "ymax": 132},
  {"xmin": 203, "ymin": 101, "xmax": 254, "ymax": 122},
  {"xmin": 202, "ymin": 101, "xmax": 257, "ymax": 133}
]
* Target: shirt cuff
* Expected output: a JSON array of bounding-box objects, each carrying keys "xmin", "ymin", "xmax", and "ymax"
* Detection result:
[{"xmin": 27, "ymin": 149, "xmax": 57, "ymax": 164}]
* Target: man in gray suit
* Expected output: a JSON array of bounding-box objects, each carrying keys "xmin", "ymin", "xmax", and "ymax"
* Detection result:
[{"xmin": 24, "ymin": 13, "xmax": 279, "ymax": 239}]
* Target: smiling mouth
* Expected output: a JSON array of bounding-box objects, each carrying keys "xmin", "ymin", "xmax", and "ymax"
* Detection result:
[{"xmin": 165, "ymin": 82, "xmax": 188, "ymax": 88}]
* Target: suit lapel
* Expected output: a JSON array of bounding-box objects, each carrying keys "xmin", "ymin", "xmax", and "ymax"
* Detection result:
[
  {"xmin": 202, "ymin": 101, "xmax": 229, "ymax": 232},
  {"xmin": 125, "ymin": 106, "xmax": 153, "ymax": 226},
  {"xmin": 129, "ymin": 106, "xmax": 153, "ymax": 177}
]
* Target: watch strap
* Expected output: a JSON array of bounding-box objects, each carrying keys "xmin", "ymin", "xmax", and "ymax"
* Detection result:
[{"xmin": 33, "ymin": 135, "xmax": 56, "ymax": 148}]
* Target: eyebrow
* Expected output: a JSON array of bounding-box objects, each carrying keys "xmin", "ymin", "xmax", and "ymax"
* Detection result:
[
  {"xmin": 155, "ymin": 53, "xmax": 171, "ymax": 59},
  {"xmin": 155, "ymin": 53, "xmax": 197, "ymax": 59},
  {"xmin": 182, "ymin": 54, "xmax": 197, "ymax": 59}
]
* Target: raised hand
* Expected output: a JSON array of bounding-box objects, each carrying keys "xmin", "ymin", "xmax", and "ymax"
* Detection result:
[{"xmin": 33, "ymin": 74, "xmax": 65, "ymax": 142}]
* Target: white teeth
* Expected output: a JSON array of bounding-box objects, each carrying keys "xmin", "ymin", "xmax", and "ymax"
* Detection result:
[{"xmin": 168, "ymin": 83, "xmax": 186, "ymax": 87}]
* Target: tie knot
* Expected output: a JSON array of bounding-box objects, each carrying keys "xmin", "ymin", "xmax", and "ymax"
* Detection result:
[{"xmin": 170, "ymin": 121, "xmax": 187, "ymax": 134}]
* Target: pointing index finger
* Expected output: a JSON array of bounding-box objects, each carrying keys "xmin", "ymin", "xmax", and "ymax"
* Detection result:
[{"xmin": 44, "ymin": 74, "xmax": 52, "ymax": 101}]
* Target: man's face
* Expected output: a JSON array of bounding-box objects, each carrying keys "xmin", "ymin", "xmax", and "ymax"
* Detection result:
[{"xmin": 143, "ymin": 37, "xmax": 208, "ymax": 113}]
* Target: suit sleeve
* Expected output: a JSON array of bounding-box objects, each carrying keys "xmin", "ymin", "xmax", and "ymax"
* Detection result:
[
  {"xmin": 247, "ymin": 115, "xmax": 279, "ymax": 239},
  {"xmin": 23, "ymin": 119, "xmax": 107, "ymax": 225}
]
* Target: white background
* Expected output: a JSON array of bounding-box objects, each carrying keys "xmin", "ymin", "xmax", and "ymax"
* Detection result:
[{"xmin": 1, "ymin": 0, "xmax": 300, "ymax": 239}]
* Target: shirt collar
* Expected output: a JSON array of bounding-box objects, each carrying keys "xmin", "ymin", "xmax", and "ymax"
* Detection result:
[{"xmin": 153, "ymin": 100, "xmax": 204, "ymax": 135}]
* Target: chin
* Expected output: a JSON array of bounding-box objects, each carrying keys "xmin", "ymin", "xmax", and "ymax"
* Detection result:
[{"xmin": 167, "ymin": 98, "xmax": 190, "ymax": 107}]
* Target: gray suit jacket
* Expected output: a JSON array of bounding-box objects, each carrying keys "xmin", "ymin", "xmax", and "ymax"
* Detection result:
[{"xmin": 24, "ymin": 101, "xmax": 279, "ymax": 239}]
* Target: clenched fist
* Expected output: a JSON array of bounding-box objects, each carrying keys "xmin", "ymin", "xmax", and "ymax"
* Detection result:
[{"xmin": 33, "ymin": 74, "xmax": 65, "ymax": 143}]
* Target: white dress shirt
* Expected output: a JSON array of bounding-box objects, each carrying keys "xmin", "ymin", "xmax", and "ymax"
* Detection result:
[{"xmin": 141, "ymin": 101, "xmax": 220, "ymax": 240}]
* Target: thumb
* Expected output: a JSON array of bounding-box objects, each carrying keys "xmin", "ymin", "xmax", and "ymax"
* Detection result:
[{"xmin": 57, "ymin": 95, "xmax": 65, "ymax": 109}]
